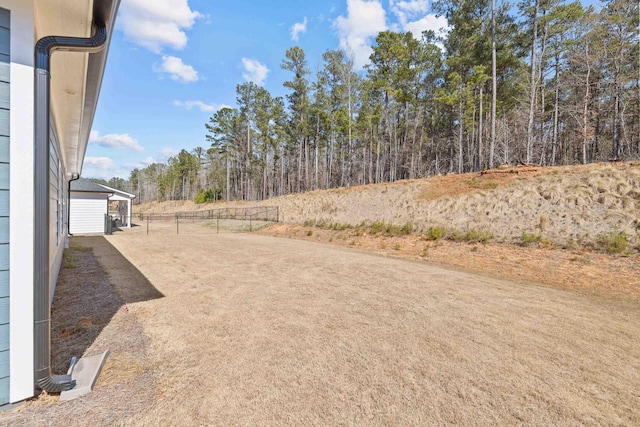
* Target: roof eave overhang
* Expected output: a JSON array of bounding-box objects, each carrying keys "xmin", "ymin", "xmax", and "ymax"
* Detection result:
[
  {"xmin": 74, "ymin": 0, "xmax": 120, "ymax": 176},
  {"xmin": 100, "ymin": 184, "xmax": 136, "ymax": 199},
  {"xmin": 39, "ymin": 0, "xmax": 120, "ymax": 177},
  {"xmin": 109, "ymin": 194, "xmax": 133, "ymax": 201}
]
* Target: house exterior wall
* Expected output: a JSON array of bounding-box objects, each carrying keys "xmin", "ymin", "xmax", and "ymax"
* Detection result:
[
  {"xmin": 0, "ymin": 0, "xmax": 116, "ymax": 405},
  {"xmin": 0, "ymin": 6, "xmax": 9, "ymax": 406},
  {"xmin": 70, "ymin": 192, "xmax": 108, "ymax": 234},
  {"xmin": 49, "ymin": 127, "xmax": 66, "ymax": 302},
  {"xmin": 5, "ymin": 0, "xmax": 35, "ymax": 404}
]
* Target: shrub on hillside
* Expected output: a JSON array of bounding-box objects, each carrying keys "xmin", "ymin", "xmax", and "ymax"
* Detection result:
[
  {"xmin": 370, "ymin": 221, "xmax": 413, "ymax": 236},
  {"xmin": 194, "ymin": 188, "xmax": 220, "ymax": 204},
  {"xmin": 331, "ymin": 222, "xmax": 350, "ymax": 231},
  {"xmin": 448, "ymin": 229, "xmax": 493, "ymax": 243},
  {"xmin": 597, "ymin": 232, "xmax": 629, "ymax": 254},
  {"xmin": 521, "ymin": 231, "xmax": 543, "ymax": 246},
  {"xmin": 426, "ymin": 226, "xmax": 447, "ymax": 241},
  {"xmin": 370, "ymin": 221, "xmax": 387, "ymax": 235},
  {"xmin": 464, "ymin": 229, "xmax": 493, "ymax": 243},
  {"xmin": 400, "ymin": 222, "xmax": 414, "ymax": 235}
]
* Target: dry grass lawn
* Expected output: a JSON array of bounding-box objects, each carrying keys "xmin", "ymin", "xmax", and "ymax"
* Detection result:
[
  {"xmin": 263, "ymin": 223, "xmax": 640, "ymax": 302},
  {"xmin": 1, "ymin": 228, "xmax": 639, "ymax": 425}
]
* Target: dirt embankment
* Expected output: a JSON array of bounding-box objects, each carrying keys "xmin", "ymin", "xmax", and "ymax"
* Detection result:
[
  {"xmin": 137, "ymin": 162, "xmax": 640, "ymax": 249},
  {"xmin": 134, "ymin": 162, "xmax": 640, "ymax": 298}
]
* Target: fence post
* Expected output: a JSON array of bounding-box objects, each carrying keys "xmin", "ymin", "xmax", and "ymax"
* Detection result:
[
  {"xmin": 147, "ymin": 216, "xmax": 149, "ymax": 235},
  {"xmin": 250, "ymin": 217, "xmax": 252, "ymax": 232},
  {"xmin": 176, "ymin": 215, "xmax": 179, "ymax": 235},
  {"xmin": 276, "ymin": 206, "xmax": 279, "ymax": 222},
  {"xmin": 217, "ymin": 216, "xmax": 219, "ymax": 234}
]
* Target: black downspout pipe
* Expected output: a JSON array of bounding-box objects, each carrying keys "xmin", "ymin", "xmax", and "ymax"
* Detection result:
[
  {"xmin": 34, "ymin": 23, "xmax": 107, "ymax": 393},
  {"xmin": 67, "ymin": 173, "xmax": 80, "ymax": 236}
]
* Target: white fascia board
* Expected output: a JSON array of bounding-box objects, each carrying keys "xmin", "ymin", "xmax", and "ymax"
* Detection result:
[
  {"xmin": 100, "ymin": 184, "xmax": 136, "ymax": 199},
  {"xmin": 6, "ymin": 0, "xmax": 36, "ymax": 403},
  {"xmin": 108, "ymin": 194, "xmax": 132, "ymax": 202}
]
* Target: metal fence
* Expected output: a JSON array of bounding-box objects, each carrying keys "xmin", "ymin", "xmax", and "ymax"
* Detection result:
[{"xmin": 135, "ymin": 206, "xmax": 279, "ymax": 235}]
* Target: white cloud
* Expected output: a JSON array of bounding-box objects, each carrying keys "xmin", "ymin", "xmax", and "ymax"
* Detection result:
[
  {"xmin": 160, "ymin": 148, "xmax": 179, "ymax": 159},
  {"xmin": 118, "ymin": 0, "xmax": 202, "ymax": 53},
  {"xmin": 291, "ymin": 17, "xmax": 308, "ymax": 41},
  {"xmin": 389, "ymin": 0, "xmax": 428, "ymax": 22},
  {"xmin": 333, "ymin": 0, "xmax": 387, "ymax": 69},
  {"xmin": 173, "ymin": 100, "xmax": 231, "ymax": 112},
  {"xmin": 84, "ymin": 156, "xmax": 115, "ymax": 170},
  {"xmin": 241, "ymin": 58, "xmax": 270, "ymax": 86},
  {"xmin": 155, "ymin": 56, "xmax": 199, "ymax": 83},
  {"xmin": 390, "ymin": 0, "xmax": 448, "ymax": 38},
  {"xmin": 402, "ymin": 14, "xmax": 448, "ymax": 38},
  {"xmin": 89, "ymin": 131, "xmax": 144, "ymax": 152}
]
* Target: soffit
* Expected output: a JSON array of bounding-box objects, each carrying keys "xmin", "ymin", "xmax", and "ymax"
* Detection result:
[{"xmin": 34, "ymin": 0, "xmax": 92, "ymax": 173}]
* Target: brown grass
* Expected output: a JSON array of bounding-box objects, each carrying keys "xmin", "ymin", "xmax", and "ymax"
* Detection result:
[
  {"xmin": 0, "ymin": 237, "xmax": 162, "ymax": 426},
  {"xmin": 2, "ymin": 230, "xmax": 638, "ymax": 425},
  {"xmin": 263, "ymin": 223, "xmax": 640, "ymax": 302}
]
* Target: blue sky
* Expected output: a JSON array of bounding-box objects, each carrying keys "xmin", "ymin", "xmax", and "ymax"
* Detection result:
[{"xmin": 83, "ymin": 0, "xmax": 448, "ymax": 179}]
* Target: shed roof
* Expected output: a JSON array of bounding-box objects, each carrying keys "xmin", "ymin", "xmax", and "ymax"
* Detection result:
[
  {"xmin": 101, "ymin": 184, "xmax": 136, "ymax": 200},
  {"xmin": 70, "ymin": 178, "xmax": 113, "ymax": 194}
]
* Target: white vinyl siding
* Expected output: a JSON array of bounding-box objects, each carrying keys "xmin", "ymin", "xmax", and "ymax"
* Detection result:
[
  {"xmin": 0, "ymin": 6, "xmax": 8, "ymax": 406},
  {"xmin": 48, "ymin": 126, "xmax": 65, "ymax": 301},
  {"xmin": 8, "ymin": 0, "xmax": 35, "ymax": 403},
  {"xmin": 69, "ymin": 192, "xmax": 108, "ymax": 234},
  {"xmin": 50, "ymin": 135, "xmax": 59, "ymax": 245}
]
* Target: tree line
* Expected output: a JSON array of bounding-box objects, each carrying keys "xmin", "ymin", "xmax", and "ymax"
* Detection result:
[{"xmin": 115, "ymin": 0, "xmax": 638, "ymax": 203}]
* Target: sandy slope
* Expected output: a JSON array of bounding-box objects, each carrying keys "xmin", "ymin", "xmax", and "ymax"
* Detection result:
[{"xmin": 137, "ymin": 162, "xmax": 640, "ymax": 248}]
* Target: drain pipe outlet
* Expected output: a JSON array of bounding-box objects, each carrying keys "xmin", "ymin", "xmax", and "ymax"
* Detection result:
[{"xmin": 34, "ymin": 23, "xmax": 107, "ymax": 393}]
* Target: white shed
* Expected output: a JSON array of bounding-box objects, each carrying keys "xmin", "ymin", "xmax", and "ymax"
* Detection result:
[{"xmin": 69, "ymin": 179, "xmax": 112, "ymax": 234}]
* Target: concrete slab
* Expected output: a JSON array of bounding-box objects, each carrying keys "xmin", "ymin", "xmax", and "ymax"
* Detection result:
[
  {"xmin": 59, "ymin": 350, "xmax": 110, "ymax": 401},
  {"xmin": 0, "ymin": 401, "xmax": 25, "ymax": 412}
]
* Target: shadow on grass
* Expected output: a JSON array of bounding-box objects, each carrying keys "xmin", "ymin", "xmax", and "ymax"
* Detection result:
[
  {"xmin": 111, "ymin": 223, "xmax": 141, "ymax": 234},
  {"xmin": 50, "ymin": 236, "xmax": 163, "ymax": 374}
]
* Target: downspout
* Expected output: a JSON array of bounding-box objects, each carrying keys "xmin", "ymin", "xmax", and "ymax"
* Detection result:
[
  {"xmin": 67, "ymin": 173, "xmax": 80, "ymax": 236},
  {"xmin": 34, "ymin": 23, "xmax": 107, "ymax": 393}
]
